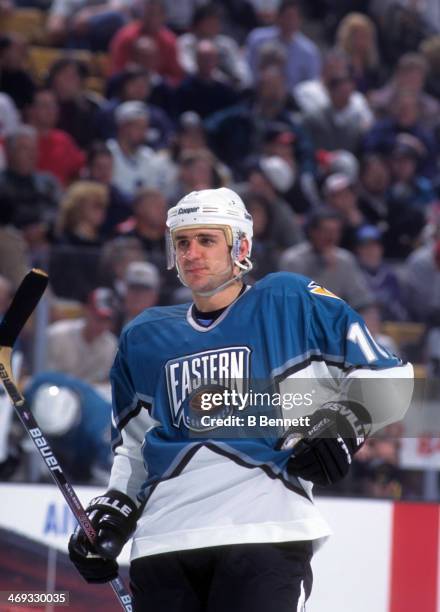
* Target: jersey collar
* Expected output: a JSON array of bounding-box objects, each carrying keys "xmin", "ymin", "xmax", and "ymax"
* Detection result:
[{"xmin": 186, "ymin": 285, "xmax": 251, "ymax": 332}]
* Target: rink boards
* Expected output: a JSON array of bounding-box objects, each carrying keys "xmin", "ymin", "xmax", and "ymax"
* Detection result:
[{"xmin": 0, "ymin": 483, "xmax": 438, "ymax": 612}]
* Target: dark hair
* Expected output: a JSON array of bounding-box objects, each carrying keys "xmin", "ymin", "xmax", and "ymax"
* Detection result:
[
  {"xmin": 360, "ymin": 153, "xmax": 387, "ymax": 175},
  {"xmin": 278, "ymin": 0, "xmax": 302, "ymax": 15},
  {"xmin": 306, "ymin": 209, "xmax": 342, "ymax": 232},
  {"xmin": 87, "ymin": 141, "xmax": 112, "ymax": 166},
  {"xmin": 244, "ymin": 191, "xmax": 271, "ymax": 214},
  {"xmin": 192, "ymin": 3, "xmax": 222, "ymax": 27},
  {"xmin": 0, "ymin": 34, "xmax": 12, "ymax": 55},
  {"xmin": 28, "ymin": 86, "xmax": 57, "ymax": 108},
  {"xmin": 116, "ymin": 67, "xmax": 150, "ymax": 96},
  {"xmin": 46, "ymin": 57, "xmax": 89, "ymax": 87}
]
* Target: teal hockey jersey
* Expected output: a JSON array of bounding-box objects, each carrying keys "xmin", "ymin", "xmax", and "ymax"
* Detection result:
[{"xmin": 108, "ymin": 272, "xmax": 413, "ymax": 560}]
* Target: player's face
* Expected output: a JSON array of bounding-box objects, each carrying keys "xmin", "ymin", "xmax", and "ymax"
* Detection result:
[{"xmin": 174, "ymin": 228, "xmax": 233, "ymax": 293}]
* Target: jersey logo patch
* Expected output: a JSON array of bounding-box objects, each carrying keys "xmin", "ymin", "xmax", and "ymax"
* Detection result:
[
  {"xmin": 308, "ymin": 280, "xmax": 341, "ymax": 300},
  {"xmin": 165, "ymin": 346, "xmax": 251, "ymax": 431}
]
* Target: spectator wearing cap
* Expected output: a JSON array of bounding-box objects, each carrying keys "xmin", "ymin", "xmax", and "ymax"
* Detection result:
[
  {"xmin": 388, "ymin": 134, "xmax": 437, "ymax": 211},
  {"xmin": 262, "ymin": 122, "xmax": 317, "ymax": 213},
  {"xmin": 119, "ymin": 260, "xmax": 160, "ymax": 328},
  {"xmin": 279, "ymin": 210, "xmax": 373, "ymax": 311},
  {"xmin": 362, "ymin": 89, "xmax": 438, "ymax": 179},
  {"xmin": 106, "ymin": 100, "xmax": 175, "ymax": 197},
  {"xmin": 46, "ymin": 58, "xmax": 102, "ymax": 151},
  {"xmin": 379, "ymin": 135, "xmax": 433, "ymax": 259},
  {"xmin": 323, "ymin": 150, "xmax": 360, "ymax": 184},
  {"xmin": 46, "ymin": 0, "xmax": 130, "ymax": 50},
  {"xmin": 46, "ymin": 288, "xmax": 118, "ymax": 384},
  {"xmin": 109, "ymin": 0, "xmax": 183, "ymax": 83},
  {"xmin": 322, "ymin": 172, "xmax": 365, "ymax": 251},
  {"xmin": 177, "ymin": 3, "xmax": 251, "ymax": 89},
  {"xmin": 26, "ymin": 89, "xmax": 86, "ymax": 187},
  {"xmin": 355, "ymin": 225, "xmax": 408, "ymax": 321},
  {"xmin": 244, "ymin": 0, "xmax": 321, "ymax": 90},
  {"xmin": 49, "ymin": 181, "xmax": 109, "ymax": 300},
  {"xmin": 175, "ymin": 39, "xmax": 239, "ymax": 119},
  {"xmin": 97, "ymin": 67, "xmax": 174, "ymax": 150},
  {"xmin": 262, "ymin": 122, "xmax": 297, "ymax": 164}
]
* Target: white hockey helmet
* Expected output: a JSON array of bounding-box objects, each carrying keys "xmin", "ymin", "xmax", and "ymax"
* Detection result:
[
  {"xmin": 166, "ymin": 187, "xmax": 253, "ymax": 265},
  {"xmin": 166, "ymin": 187, "xmax": 254, "ymax": 295}
]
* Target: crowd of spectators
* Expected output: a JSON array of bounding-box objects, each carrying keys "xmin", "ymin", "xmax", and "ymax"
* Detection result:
[{"xmin": 1, "ymin": 0, "xmax": 440, "ymax": 497}]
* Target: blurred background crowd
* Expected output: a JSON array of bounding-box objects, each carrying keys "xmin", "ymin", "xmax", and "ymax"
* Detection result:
[{"xmin": 0, "ymin": 0, "xmax": 439, "ymax": 500}]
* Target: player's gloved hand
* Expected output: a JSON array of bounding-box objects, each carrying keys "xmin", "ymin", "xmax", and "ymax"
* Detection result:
[
  {"xmin": 278, "ymin": 401, "xmax": 371, "ymax": 486},
  {"xmin": 68, "ymin": 489, "xmax": 138, "ymax": 583}
]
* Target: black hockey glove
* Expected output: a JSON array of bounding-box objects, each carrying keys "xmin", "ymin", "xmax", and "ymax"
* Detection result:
[
  {"xmin": 278, "ymin": 401, "xmax": 371, "ymax": 486},
  {"xmin": 68, "ymin": 489, "xmax": 138, "ymax": 584}
]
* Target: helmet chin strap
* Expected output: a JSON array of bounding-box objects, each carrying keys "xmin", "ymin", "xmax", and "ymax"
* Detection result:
[{"xmin": 177, "ymin": 256, "xmax": 253, "ymax": 298}]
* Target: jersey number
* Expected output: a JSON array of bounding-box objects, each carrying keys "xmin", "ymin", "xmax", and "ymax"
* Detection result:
[{"xmin": 347, "ymin": 322, "xmax": 389, "ymax": 363}]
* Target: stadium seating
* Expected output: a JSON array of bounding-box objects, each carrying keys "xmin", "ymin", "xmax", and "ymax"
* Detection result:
[
  {"xmin": 0, "ymin": 9, "xmax": 47, "ymax": 44},
  {"xmin": 28, "ymin": 46, "xmax": 108, "ymax": 92}
]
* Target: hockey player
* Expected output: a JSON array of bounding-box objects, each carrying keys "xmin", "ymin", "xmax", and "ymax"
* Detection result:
[{"xmin": 69, "ymin": 187, "xmax": 413, "ymax": 610}]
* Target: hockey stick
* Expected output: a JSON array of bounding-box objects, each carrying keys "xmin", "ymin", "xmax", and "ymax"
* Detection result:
[{"xmin": 0, "ymin": 270, "xmax": 133, "ymax": 612}]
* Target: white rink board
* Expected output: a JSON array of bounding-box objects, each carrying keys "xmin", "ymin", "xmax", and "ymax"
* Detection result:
[{"xmin": 309, "ymin": 498, "xmax": 392, "ymax": 612}]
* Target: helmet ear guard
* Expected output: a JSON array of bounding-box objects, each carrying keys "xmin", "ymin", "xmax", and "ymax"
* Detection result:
[
  {"xmin": 165, "ymin": 230, "xmax": 176, "ymax": 271},
  {"xmin": 230, "ymin": 228, "xmax": 253, "ymax": 274}
]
